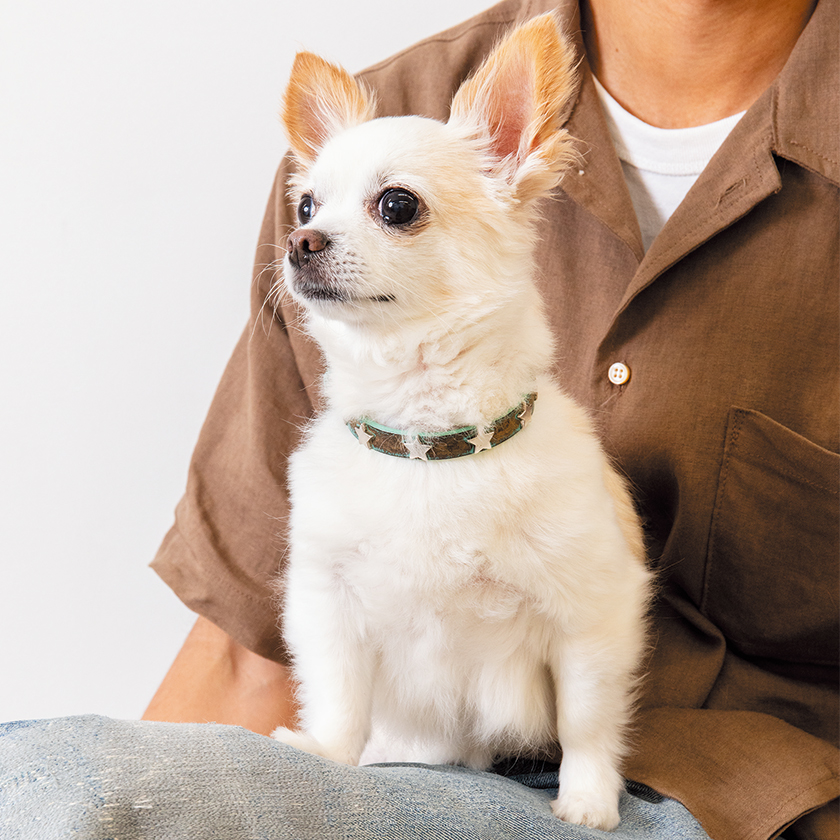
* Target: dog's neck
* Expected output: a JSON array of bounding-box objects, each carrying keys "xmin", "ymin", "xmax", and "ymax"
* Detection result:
[{"xmin": 308, "ymin": 285, "xmax": 554, "ymax": 432}]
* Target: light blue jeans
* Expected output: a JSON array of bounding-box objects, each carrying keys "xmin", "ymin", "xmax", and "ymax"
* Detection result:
[{"xmin": 0, "ymin": 716, "xmax": 712, "ymax": 839}]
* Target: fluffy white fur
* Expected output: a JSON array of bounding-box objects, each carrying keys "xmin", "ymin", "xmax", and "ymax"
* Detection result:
[{"xmin": 272, "ymin": 15, "xmax": 652, "ymax": 832}]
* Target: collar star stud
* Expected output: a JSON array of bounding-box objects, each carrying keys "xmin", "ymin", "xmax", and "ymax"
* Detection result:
[
  {"xmin": 468, "ymin": 426, "xmax": 494, "ymax": 454},
  {"xmin": 404, "ymin": 435, "xmax": 432, "ymax": 461},
  {"xmin": 518, "ymin": 398, "xmax": 535, "ymax": 428},
  {"xmin": 354, "ymin": 423, "xmax": 373, "ymax": 448}
]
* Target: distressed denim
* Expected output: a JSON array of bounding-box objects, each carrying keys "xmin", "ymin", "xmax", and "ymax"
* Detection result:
[{"xmin": 0, "ymin": 716, "xmax": 712, "ymax": 839}]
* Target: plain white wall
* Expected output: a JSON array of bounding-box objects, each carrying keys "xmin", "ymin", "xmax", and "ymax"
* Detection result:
[{"xmin": 0, "ymin": 0, "xmax": 492, "ymax": 722}]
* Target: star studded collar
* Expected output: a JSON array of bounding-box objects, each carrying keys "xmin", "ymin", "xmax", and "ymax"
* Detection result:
[{"xmin": 347, "ymin": 394, "xmax": 536, "ymax": 461}]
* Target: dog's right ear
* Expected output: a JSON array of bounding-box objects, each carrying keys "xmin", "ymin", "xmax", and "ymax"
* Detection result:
[{"xmin": 282, "ymin": 53, "xmax": 376, "ymax": 164}]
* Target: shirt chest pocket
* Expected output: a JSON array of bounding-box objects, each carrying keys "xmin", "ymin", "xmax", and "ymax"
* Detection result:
[{"xmin": 702, "ymin": 407, "xmax": 839, "ymax": 665}]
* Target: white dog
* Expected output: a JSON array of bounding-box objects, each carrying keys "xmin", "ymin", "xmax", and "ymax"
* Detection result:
[{"xmin": 272, "ymin": 14, "xmax": 652, "ymax": 831}]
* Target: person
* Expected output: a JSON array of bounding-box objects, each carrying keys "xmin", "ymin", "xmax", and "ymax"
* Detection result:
[{"xmin": 2, "ymin": 0, "xmax": 837, "ymax": 838}]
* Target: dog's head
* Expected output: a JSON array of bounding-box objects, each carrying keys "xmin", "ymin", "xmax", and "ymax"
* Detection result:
[{"xmin": 279, "ymin": 14, "xmax": 577, "ymax": 330}]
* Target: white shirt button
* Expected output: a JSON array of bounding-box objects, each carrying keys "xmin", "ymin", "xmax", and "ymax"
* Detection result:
[{"xmin": 608, "ymin": 362, "xmax": 631, "ymax": 385}]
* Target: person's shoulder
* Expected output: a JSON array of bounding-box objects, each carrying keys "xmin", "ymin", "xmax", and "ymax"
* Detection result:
[{"xmin": 357, "ymin": 0, "xmax": 530, "ymax": 121}]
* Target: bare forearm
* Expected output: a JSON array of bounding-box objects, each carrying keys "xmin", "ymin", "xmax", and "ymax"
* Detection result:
[{"xmin": 142, "ymin": 615, "xmax": 299, "ymax": 737}]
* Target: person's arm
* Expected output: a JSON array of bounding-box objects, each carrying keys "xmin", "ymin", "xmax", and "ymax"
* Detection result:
[
  {"xmin": 786, "ymin": 801, "xmax": 840, "ymax": 840},
  {"xmin": 142, "ymin": 615, "xmax": 299, "ymax": 737}
]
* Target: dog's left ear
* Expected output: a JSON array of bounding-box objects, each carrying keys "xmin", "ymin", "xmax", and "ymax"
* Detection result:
[
  {"xmin": 449, "ymin": 13, "xmax": 578, "ymax": 201},
  {"xmin": 282, "ymin": 52, "xmax": 376, "ymax": 164}
]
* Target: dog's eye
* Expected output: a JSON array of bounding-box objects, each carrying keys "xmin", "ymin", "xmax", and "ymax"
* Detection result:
[
  {"xmin": 298, "ymin": 195, "xmax": 314, "ymax": 224},
  {"xmin": 378, "ymin": 189, "xmax": 420, "ymax": 226}
]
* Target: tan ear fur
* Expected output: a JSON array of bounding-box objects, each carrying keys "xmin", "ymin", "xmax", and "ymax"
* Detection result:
[
  {"xmin": 449, "ymin": 14, "xmax": 579, "ymax": 199},
  {"xmin": 282, "ymin": 52, "xmax": 377, "ymax": 163}
]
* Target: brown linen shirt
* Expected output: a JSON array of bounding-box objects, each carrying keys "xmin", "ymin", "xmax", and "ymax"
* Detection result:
[{"xmin": 152, "ymin": 1, "xmax": 840, "ymax": 837}]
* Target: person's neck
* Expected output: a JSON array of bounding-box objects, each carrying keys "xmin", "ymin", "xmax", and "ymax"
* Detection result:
[{"xmin": 581, "ymin": 0, "xmax": 816, "ymax": 128}]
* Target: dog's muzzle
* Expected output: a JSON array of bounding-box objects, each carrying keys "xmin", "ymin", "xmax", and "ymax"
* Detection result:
[{"xmin": 286, "ymin": 228, "xmax": 347, "ymax": 303}]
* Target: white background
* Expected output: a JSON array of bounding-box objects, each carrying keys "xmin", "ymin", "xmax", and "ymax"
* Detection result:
[{"xmin": 0, "ymin": 0, "xmax": 491, "ymax": 723}]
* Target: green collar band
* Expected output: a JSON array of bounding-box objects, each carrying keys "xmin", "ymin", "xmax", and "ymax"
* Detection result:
[{"xmin": 347, "ymin": 394, "xmax": 536, "ymax": 461}]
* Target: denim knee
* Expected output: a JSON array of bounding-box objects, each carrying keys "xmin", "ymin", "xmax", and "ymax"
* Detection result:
[{"xmin": 0, "ymin": 715, "xmax": 145, "ymax": 838}]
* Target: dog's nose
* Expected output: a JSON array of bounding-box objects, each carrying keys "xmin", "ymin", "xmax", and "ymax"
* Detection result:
[{"xmin": 287, "ymin": 229, "xmax": 329, "ymax": 267}]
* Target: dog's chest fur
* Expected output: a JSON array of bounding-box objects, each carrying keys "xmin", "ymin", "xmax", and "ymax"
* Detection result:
[
  {"xmin": 286, "ymin": 404, "xmax": 573, "ymax": 761},
  {"xmin": 284, "ymin": 382, "xmax": 629, "ymax": 749}
]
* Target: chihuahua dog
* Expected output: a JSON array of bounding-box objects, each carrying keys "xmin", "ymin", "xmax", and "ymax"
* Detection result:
[{"xmin": 271, "ymin": 14, "xmax": 652, "ymax": 831}]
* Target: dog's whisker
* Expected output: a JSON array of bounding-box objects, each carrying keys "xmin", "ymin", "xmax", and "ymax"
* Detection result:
[{"xmin": 250, "ymin": 258, "xmax": 290, "ymax": 342}]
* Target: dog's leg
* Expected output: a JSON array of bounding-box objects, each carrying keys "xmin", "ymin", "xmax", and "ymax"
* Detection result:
[
  {"xmin": 273, "ymin": 637, "xmax": 374, "ymax": 766},
  {"xmin": 549, "ymin": 635, "xmax": 637, "ymax": 831},
  {"xmin": 273, "ymin": 568, "xmax": 374, "ymax": 766}
]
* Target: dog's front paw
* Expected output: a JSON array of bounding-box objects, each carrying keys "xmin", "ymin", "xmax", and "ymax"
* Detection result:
[
  {"xmin": 271, "ymin": 725, "xmax": 325, "ymax": 755},
  {"xmin": 271, "ymin": 726, "xmax": 360, "ymax": 766},
  {"xmin": 551, "ymin": 791, "xmax": 620, "ymax": 832}
]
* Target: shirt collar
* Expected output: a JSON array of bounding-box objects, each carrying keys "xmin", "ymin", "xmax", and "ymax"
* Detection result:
[
  {"xmin": 770, "ymin": 0, "xmax": 839, "ymax": 186},
  {"xmin": 550, "ymin": 0, "xmax": 838, "ymax": 269}
]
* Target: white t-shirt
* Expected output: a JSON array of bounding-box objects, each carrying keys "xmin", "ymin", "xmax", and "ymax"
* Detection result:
[{"xmin": 593, "ymin": 76, "xmax": 745, "ymax": 251}]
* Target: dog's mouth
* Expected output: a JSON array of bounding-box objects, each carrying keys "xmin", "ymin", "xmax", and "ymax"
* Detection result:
[
  {"xmin": 287, "ymin": 260, "xmax": 350, "ymax": 304},
  {"xmin": 289, "ymin": 269, "xmax": 396, "ymax": 307},
  {"xmin": 294, "ymin": 278, "xmax": 348, "ymax": 303},
  {"xmin": 297, "ymin": 287, "xmax": 396, "ymax": 305}
]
